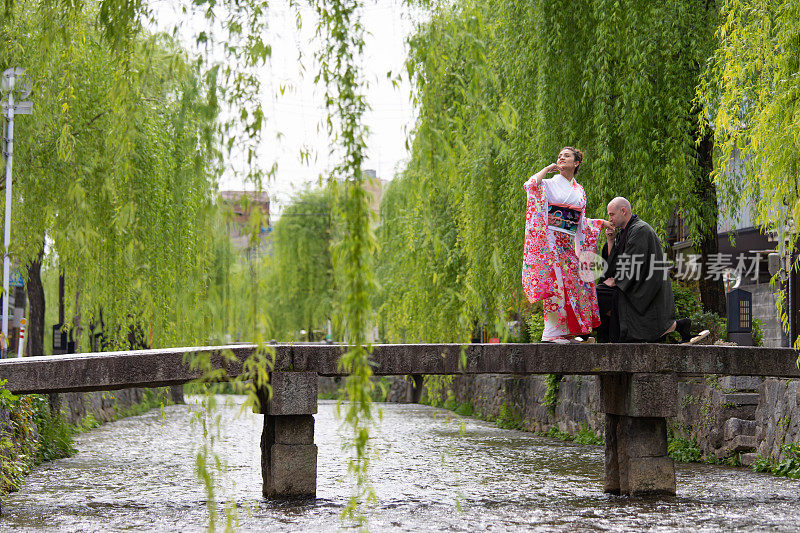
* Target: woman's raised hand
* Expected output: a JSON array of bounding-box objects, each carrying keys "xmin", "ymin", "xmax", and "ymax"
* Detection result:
[{"xmin": 532, "ymin": 163, "xmax": 560, "ymax": 186}]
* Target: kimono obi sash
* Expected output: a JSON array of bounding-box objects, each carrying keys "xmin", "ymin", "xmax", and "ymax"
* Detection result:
[{"xmin": 547, "ymin": 204, "xmax": 580, "ymax": 234}]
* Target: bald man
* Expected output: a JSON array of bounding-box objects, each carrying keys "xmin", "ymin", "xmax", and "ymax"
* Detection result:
[{"xmin": 597, "ymin": 197, "xmax": 692, "ymax": 343}]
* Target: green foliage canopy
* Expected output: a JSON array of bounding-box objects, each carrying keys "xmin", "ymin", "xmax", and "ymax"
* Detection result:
[
  {"xmin": 698, "ymin": 0, "xmax": 800, "ymax": 345},
  {"xmin": 1, "ymin": 0, "xmax": 221, "ymax": 347},
  {"xmin": 377, "ymin": 0, "xmax": 718, "ymax": 342},
  {"xmin": 263, "ymin": 188, "xmax": 333, "ymax": 341}
]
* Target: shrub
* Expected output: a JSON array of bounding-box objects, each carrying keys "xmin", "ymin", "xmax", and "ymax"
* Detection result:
[
  {"xmin": 668, "ymin": 435, "xmax": 702, "ymax": 463},
  {"xmin": 687, "ymin": 310, "xmax": 727, "ymax": 342},
  {"xmin": 442, "ymin": 394, "xmax": 458, "ymax": 411},
  {"xmin": 751, "ymin": 454, "xmax": 773, "ymax": 473},
  {"xmin": 543, "ymin": 426, "xmax": 572, "ymax": 440},
  {"xmin": 752, "ymin": 318, "xmax": 765, "ymax": 347},
  {"xmin": 573, "ymin": 423, "xmax": 604, "ymax": 445},
  {"xmin": 454, "ymin": 402, "xmax": 474, "ymax": 417},
  {"xmin": 672, "ymin": 281, "xmax": 703, "ymax": 318},
  {"xmin": 495, "ymin": 403, "xmax": 524, "ymax": 430},
  {"xmin": 31, "ymin": 395, "xmax": 76, "ymax": 463},
  {"xmin": 543, "ymin": 374, "xmax": 561, "ymax": 414},
  {"xmin": 524, "ymin": 303, "xmax": 544, "ymax": 343},
  {"xmin": 771, "ymin": 442, "xmax": 800, "ymax": 478}
]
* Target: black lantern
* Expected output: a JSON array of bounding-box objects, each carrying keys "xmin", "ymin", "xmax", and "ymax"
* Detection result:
[
  {"xmin": 727, "ymin": 289, "xmax": 752, "ymax": 332},
  {"xmin": 727, "ymin": 289, "xmax": 753, "ymax": 346}
]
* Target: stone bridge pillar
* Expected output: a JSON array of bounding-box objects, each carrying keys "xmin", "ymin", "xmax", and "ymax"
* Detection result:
[
  {"xmin": 600, "ymin": 373, "xmax": 677, "ymax": 496},
  {"xmin": 406, "ymin": 374, "xmax": 424, "ymax": 403},
  {"xmin": 257, "ymin": 371, "xmax": 318, "ymax": 499}
]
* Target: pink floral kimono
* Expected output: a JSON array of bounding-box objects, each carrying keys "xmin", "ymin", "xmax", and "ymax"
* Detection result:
[{"xmin": 522, "ymin": 174, "xmax": 604, "ymax": 341}]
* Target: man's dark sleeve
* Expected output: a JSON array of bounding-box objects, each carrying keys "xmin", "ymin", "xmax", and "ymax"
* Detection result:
[
  {"xmin": 614, "ymin": 225, "xmax": 662, "ymax": 315},
  {"xmin": 599, "ymin": 241, "xmax": 611, "ymax": 282}
]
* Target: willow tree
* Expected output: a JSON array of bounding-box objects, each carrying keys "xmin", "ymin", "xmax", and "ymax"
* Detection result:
[
  {"xmin": 700, "ymin": 0, "xmax": 800, "ymax": 346},
  {"xmin": 10, "ymin": 0, "xmax": 382, "ymax": 520},
  {"xmin": 261, "ymin": 188, "xmax": 333, "ymax": 341},
  {"xmin": 1, "ymin": 0, "xmax": 221, "ymax": 352},
  {"xmin": 376, "ymin": 0, "xmax": 722, "ymax": 343}
]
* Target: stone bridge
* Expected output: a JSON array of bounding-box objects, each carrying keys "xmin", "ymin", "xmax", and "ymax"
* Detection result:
[{"xmin": 1, "ymin": 343, "xmax": 798, "ymax": 499}]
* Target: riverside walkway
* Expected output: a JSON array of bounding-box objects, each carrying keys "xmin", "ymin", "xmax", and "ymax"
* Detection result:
[{"xmin": 1, "ymin": 343, "xmax": 798, "ymax": 499}]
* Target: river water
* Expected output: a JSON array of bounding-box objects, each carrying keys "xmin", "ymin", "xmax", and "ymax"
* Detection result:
[{"xmin": 1, "ymin": 397, "xmax": 799, "ymax": 532}]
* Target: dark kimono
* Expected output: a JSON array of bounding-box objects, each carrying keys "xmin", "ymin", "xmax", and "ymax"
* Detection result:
[{"xmin": 606, "ymin": 216, "xmax": 675, "ymax": 342}]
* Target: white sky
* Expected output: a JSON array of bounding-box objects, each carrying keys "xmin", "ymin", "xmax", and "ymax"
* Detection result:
[{"xmin": 151, "ymin": 0, "xmax": 421, "ymax": 218}]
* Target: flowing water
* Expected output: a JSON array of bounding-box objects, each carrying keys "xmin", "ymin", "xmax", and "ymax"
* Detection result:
[{"xmin": 1, "ymin": 397, "xmax": 799, "ymax": 532}]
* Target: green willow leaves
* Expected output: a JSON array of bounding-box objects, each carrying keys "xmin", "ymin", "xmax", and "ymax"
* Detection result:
[
  {"xmin": 699, "ymin": 0, "xmax": 800, "ymax": 348},
  {"xmin": 378, "ymin": 0, "xmax": 718, "ymax": 342},
  {"xmin": 0, "ymin": 0, "xmax": 221, "ymax": 348},
  {"xmin": 314, "ymin": 0, "xmax": 378, "ymax": 522}
]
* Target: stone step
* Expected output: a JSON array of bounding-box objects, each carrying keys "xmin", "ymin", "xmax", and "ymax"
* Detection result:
[
  {"xmin": 718, "ymin": 435, "xmax": 759, "ymax": 457},
  {"xmin": 720, "ymin": 405, "xmax": 756, "ymax": 420},
  {"xmin": 721, "ymin": 393, "xmax": 760, "ymax": 420},
  {"xmin": 739, "ymin": 452, "xmax": 759, "ymax": 467},
  {"xmin": 722, "ymin": 392, "xmax": 760, "ymax": 406},
  {"xmin": 722, "ymin": 404, "xmax": 757, "ymax": 421},
  {"xmin": 724, "ymin": 417, "xmax": 758, "ymax": 440},
  {"xmin": 719, "ymin": 376, "xmax": 764, "ymax": 392}
]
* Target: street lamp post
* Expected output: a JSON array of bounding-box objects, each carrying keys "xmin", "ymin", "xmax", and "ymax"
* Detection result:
[{"xmin": 1, "ymin": 67, "xmax": 32, "ymax": 358}]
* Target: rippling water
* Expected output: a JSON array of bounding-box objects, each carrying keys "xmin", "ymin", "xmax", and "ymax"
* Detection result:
[{"xmin": 1, "ymin": 397, "xmax": 799, "ymax": 532}]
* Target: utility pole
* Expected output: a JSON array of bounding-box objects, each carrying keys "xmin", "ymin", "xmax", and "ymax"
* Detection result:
[{"xmin": 1, "ymin": 67, "xmax": 32, "ymax": 358}]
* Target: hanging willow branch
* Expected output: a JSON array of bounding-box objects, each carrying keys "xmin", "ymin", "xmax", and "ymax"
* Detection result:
[{"xmin": 313, "ymin": 0, "xmax": 378, "ymax": 523}]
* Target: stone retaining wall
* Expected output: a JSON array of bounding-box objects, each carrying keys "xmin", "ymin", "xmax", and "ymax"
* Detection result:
[
  {"xmin": 442, "ymin": 374, "xmax": 604, "ymax": 435},
  {"xmin": 375, "ymin": 374, "xmax": 800, "ymax": 464},
  {"xmin": 56, "ymin": 385, "xmax": 184, "ymax": 425},
  {"xmin": 61, "ymin": 389, "xmax": 145, "ymax": 425},
  {"xmin": 755, "ymin": 378, "xmax": 800, "ymax": 461}
]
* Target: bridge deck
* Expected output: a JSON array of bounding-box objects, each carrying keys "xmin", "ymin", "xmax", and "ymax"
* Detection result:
[{"xmin": 0, "ymin": 343, "xmax": 798, "ymax": 395}]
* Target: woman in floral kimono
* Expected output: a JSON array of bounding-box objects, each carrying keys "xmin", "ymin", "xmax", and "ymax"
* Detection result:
[{"xmin": 522, "ymin": 147, "xmax": 612, "ymax": 343}]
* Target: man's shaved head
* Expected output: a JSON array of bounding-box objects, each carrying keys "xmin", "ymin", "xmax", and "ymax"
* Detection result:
[
  {"xmin": 608, "ymin": 197, "xmax": 631, "ymax": 213},
  {"xmin": 607, "ymin": 197, "xmax": 633, "ymax": 229}
]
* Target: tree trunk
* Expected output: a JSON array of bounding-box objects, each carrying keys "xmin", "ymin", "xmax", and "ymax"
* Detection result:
[
  {"xmin": 26, "ymin": 246, "xmax": 45, "ymax": 357},
  {"xmin": 695, "ymin": 128, "xmax": 726, "ymax": 317}
]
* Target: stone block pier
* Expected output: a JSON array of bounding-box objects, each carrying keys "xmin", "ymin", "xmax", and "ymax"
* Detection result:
[{"xmin": 1, "ymin": 343, "xmax": 798, "ymax": 499}]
